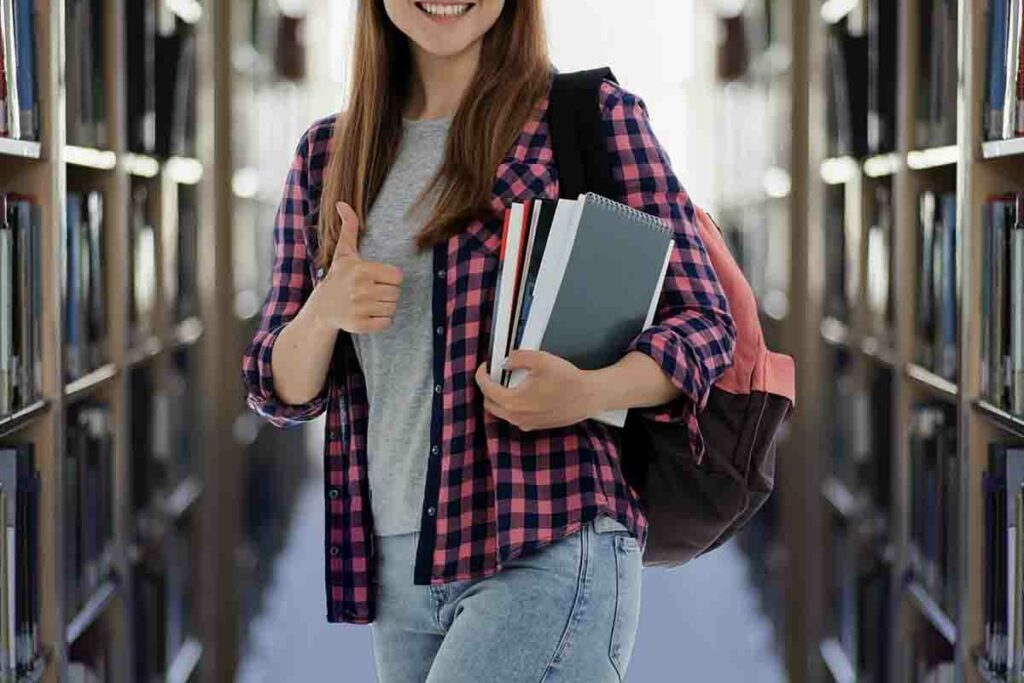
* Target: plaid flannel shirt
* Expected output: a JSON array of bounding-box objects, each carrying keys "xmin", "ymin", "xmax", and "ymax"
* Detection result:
[{"xmin": 241, "ymin": 72, "xmax": 736, "ymax": 624}]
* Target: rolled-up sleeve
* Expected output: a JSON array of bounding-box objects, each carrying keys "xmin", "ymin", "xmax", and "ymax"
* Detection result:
[
  {"xmin": 241, "ymin": 123, "xmax": 331, "ymax": 427},
  {"xmin": 600, "ymin": 81, "xmax": 737, "ymax": 455}
]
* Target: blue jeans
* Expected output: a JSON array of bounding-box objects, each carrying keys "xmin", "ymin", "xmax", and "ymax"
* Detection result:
[{"xmin": 369, "ymin": 514, "xmax": 643, "ymax": 682}]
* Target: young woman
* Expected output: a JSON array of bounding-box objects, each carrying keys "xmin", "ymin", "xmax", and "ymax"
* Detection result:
[{"xmin": 242, "ymin": 1, "xmax": 736, "ymax": 681}]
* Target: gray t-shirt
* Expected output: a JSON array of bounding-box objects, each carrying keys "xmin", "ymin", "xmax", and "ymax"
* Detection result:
[{"xmin": 350, "ymin": 116, "xmax": 451, "ymax": 536}]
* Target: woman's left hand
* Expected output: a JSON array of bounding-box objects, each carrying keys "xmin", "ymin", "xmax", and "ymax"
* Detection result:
[{"xmin": 475, "ymin": 350, "xmax": 602, "ymax": 431}]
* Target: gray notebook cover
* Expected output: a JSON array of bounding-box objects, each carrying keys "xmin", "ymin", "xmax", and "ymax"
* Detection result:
[{"xmin": 540, "ymin": 193, "xmax": 673, "ymax": 370}]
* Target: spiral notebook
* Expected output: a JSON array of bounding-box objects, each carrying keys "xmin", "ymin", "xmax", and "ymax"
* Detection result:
[{"xmin": 509, "ymin": 192, "xmax": 674, "ymax": 427}]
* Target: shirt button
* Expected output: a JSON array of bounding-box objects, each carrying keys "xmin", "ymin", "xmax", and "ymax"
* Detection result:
[
  {"xmin": 431, "ymin": 444, "xmax": 439, "ymax": 455},
  {"xmin": 329, "ymin": 545, "xmax": 340, "ymax": 557},
  {"xmin": 436, "ymin": 269, "xmax": 445, "ymax": 279},
  {"xmin": 434, "ymin": 383, "xmax": 442, "ymax": 394},
  {"xmin": 427, "ymin": 506, "xmax": 436, "ymax": 516},
  {"xmin": 327, "ymin": 487, "xmax": 340, "ymax": 500},
  {"xmin": 435, "ymin": 325, "xmax": 444, "ymax": 336}
]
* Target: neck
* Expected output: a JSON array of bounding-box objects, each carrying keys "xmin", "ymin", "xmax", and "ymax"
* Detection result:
[{"xmin": 405, "ymin": 41, "xmax": 482, "ymax": 120}]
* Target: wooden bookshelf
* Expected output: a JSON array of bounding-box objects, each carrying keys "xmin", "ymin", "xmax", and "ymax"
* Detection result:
[
  {"xmin": 751, "ymin": 0, "xmax": 1024, "ymax": 680},
  {"xmin": 0, "ymin": 0, "xmax": 245, "ymax": 680}
]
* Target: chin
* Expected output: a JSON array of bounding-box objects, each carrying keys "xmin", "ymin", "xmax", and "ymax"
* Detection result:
[{"xmin": 385, "ymin": 0, "xmax": 504, "ymax": 58}]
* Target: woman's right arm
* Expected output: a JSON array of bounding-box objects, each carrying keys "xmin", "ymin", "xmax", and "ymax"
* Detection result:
[{"xmin": 242, "ymin": 121, "xmax": 402, "ymax": 428}]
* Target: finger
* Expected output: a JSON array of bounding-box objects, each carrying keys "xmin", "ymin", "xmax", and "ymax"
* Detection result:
[
  {"xmin": 356, "ymin": 300, "xmax": 397, "ymax": 318},
  {"xmin": 476, "ymin": 361, "xmax": 517, "ymax": 404},
  {"xmin": 364, "ymin": 261, "xmax": 404, "ymax": 286},
  {"xmin": 502, "ymin": 349, "xmax": 546, "ymax": 372},
  {"xmin": 334, "ymin": 202, "xmax": 361, "ymax": 260},
  {"xmin": 368, "ymin": 282, "xmax": 402, "ymax": 303}
]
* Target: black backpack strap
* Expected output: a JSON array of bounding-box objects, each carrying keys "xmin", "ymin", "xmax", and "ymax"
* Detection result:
[{"xmin": 548, "ymin": 67, "xmax": 618, "ymax": 200}]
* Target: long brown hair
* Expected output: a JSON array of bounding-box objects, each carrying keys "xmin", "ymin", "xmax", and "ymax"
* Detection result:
[{"xmin": 315, "ymin": 0, "xmax": 551, "ymax": 268}]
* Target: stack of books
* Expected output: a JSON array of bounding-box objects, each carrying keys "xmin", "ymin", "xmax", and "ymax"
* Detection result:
[
  {"xmin": 66, "ymin": 191, "xmax": 107, "ymax": 382},
  {"xmin": 984, "ymin": 0, "xmax": 1024, "ymax": 142},
  {"xmin": 0, "ymin": 443, "xmax": 41, "ymax": 678},
  {"xmin": 908, "ymin": 403, "xmax": 959, "ymax": 618},
  {"xmin": 0, "ymin": 194, "xmax": 41, "ymax": 417},
  {"xmin": 0, "ymin": 0, "xmax": 39, "ymax": 140},
  {"xmin": 982, "ymin": 441, "xmax": 1024, "ymax": 678},
  {"xmin": 486, "ymin": 192, "xmax": 673, "ymax": 428},
  {"xmin": 916, "ymin": 191, "xmax": 958, "ymax": 382},
  {"xmin": 981, "ymin": 194, "xmax": 1024, "ymax": 417},
  {"xmin": 65, "ymin": 402, "xmax": 116, "ymax": 618}
]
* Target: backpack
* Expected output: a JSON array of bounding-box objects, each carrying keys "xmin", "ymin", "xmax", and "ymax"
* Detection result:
[{"xmin": 548, "ymin": 67, "xmax": 797, "ymax": 567}]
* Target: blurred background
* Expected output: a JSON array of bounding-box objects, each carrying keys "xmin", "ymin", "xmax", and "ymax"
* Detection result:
[{"xmin": 1, "ymin": 0, "xmax": 1020, "ymax": 680}]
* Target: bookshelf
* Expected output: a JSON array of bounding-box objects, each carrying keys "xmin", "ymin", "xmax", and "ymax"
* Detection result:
[
  {"xmin": 739, "ymin": 0, "xmax": 1024, "ymax": 679},
  {"xmin": 0, "ymin": 0, "xmax": 249, "ymax": 680}
]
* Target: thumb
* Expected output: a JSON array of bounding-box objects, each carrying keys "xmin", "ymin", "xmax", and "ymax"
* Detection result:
[
  {"xmin": 333, "ymin": 201, "xmax": 361, "ymax": 261},
  {"xmin": 502, "ymin": 349, "xmax": 544, "ymax": 372}
]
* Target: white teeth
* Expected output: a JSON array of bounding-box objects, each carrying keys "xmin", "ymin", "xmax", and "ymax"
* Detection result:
[{"xmin": 420, "ymin": 3, "xmax": 471, "ymax": 17}]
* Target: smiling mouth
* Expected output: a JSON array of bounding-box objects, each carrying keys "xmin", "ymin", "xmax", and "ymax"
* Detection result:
[{"xmin": 415, "ymin": 2, "xmax": 476, "ymax": 19}]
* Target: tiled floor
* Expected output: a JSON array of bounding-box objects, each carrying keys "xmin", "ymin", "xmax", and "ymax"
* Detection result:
[{"xmin": 236, "ymin": 477, "xmax": 786, "ymax": 683}]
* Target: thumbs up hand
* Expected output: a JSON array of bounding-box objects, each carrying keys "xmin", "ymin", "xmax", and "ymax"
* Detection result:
[{"xmin": 313, "ymin": 201, "xmax": 404, "ymax": 334}]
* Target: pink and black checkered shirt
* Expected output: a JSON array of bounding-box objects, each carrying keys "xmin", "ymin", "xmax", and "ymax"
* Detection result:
[{"xmin": 242, "ymin": 71, "xmax": 736, "ymax": 624}]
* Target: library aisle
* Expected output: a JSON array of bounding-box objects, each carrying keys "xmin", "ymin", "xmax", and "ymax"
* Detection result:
[{"xmin": 234, "ymin": 430, "xmax": 786, "ymax": 683}]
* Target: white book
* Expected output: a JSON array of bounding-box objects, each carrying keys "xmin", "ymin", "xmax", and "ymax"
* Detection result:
[
  {"xmin": 489, "ymin": 203, "xmax": 527, "ymax": 383},
  {"xmin": 0, "ymin": 0, "xmax": 20, "ymax": 139},
  {"xmin": 1005, "ymin": 0, "xmax": 1023, "ymax": 139}
]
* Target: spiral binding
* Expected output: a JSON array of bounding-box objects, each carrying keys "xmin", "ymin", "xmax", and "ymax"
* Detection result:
[{"xmin": 584, "ymin": 192, "xmax": 672, "ymax": 235}]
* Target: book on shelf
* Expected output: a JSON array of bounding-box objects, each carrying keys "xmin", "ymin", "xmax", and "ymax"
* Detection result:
[
  {"xmin": 863, "ymin": 366, "xmax": 894, "ymax": 515},
  {"xmin": 0, "ymin": 443, "xmax": 40, "ymax": 678},
  {"xmin": 0, "ymin": 194, "xmax": 42, "ymax": 418},
  {"xmin": 0, "ymin": 0, "xmax": 38, "ymax": 140},
  {"xmin": 65, "ymin": 191, "xmax": 107, "ymax": 382},
  {"xmin": 152, "ymin": 14, "xmax": 197, "ymax": 158},
  {"xmin": 983, "ymin": 442, "xmax": 1024, "ymax": 677},
  {"xmin": 168, "ymin": 187, "xmax": 199, "ymax": 323},
  {"xmin": 986, "ymin": 0, "xmax": 1024, "ymax": 140},
  {"xmin": 908, "ymin": 403, "xmax": 958, "ymax": 617},
  {"xmin": 65, "ymin": 403, "xmax": 115, "ymax": 619},
  {"xmin": 916, "ymin": 0, "xmax": 958, "ymax": 148},
  {"xmin": 68, "ymin": 628, "xmax": 112, "ymax": 683},
  {"xmin": 826, "ymin": 17, "xmax": 869, "ymax": 158},
  {"xmin": 916, "ymin": 191, "xmax": 958, "ymax": 382},
  {"xmin": 65, "ymin": 0, "xmax": 108, "ymax": 148},
  {"xmin": 133, "ymin": 529, "xmax": 196, "ymax": 683},
  {"xmin": 125, "ymin": 0, "xmax": 157, "ymax": 154},
  {"xmin": 856, "ymin": 557, "xmax": 891, "ymax": 680},
  {"xmin": 129, "ymin": 182, "xmax": 158, "ymax": 345},
  {"xmin": 865, "ymin": 184, "xmax": 894, "ymax": 344},
  {"xmin": 912, "ymin": 629, "xmax": 955, "ymax": 683},
  {"xmin": 867, "ymin": 0, "xmax": 898, "ymax": 155},
  {"xmin": 981, "ymin": 194, "xmax": 1024, "ymax": 417},
  {"xmin": 824, "ymin": 185, "xmax": 851, "ymax": 323},
  {"xmin": 488, "ymin": 193, "xmax": 673, "ymax": 429}
]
